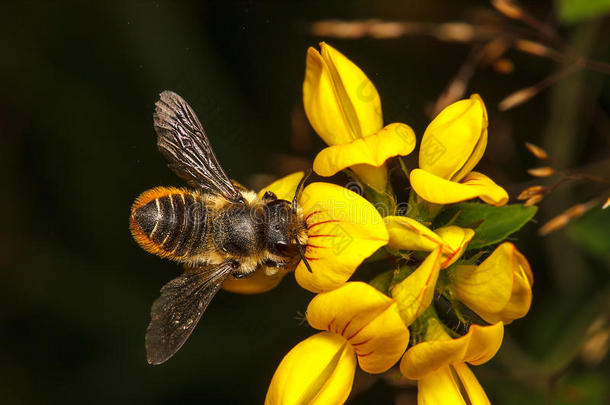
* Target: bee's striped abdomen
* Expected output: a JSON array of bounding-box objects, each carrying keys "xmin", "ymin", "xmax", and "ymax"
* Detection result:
[{"xmin": 130, "ymin": 187, "xmax": 209, "ymax": 261}]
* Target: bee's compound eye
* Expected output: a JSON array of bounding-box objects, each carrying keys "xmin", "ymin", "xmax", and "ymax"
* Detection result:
[
  {"xmin": 274, "ymin": 240, "xmax": 289, "ymax": 254},
  {"xmin": 273, "ymin": 240, "xmax": 298, "ymax": 257}
]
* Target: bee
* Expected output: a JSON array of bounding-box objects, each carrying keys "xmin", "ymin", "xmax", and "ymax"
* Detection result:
[{"xmin": 130, "ymin": 91, "xmax": 311, "ymax": 365}]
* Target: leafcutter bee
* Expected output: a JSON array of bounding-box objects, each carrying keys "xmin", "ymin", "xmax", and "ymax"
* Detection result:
[{"xmin": 130, "ymin": 91, "xmax": 311, "ymax": 364}]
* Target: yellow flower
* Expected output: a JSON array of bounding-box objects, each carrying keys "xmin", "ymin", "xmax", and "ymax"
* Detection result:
[
  {"xmin": 449, "ymin": 242, "xmax": 533, "ymax": 324},
  {"xmin": 303, "ymin": 43, "xmax": 416, "ymax": 192},
  {"xmin": 418, "ymin": 363, "xmax": 491, "ymax": 405},
  {"xmin": 295, "ymin": 182, "xmax": 388, "ymax": 293},
  {"xmin": 410, "ymin": 95, "xmax": 508, "ymax": 206},
  {"xmin": 223, "ymin": 173, "xmax": 389, "ymax": 294},
  {"xmin": 265, "ymin": 282, "xmax": 409, "ymax": 405},
  {"xmin": 400, "ymin": 318, "xmax": 502, "ymax": 405},
  {"xmin": 384, "ymin": 216, "xmax": 475, "ymax": 269}
]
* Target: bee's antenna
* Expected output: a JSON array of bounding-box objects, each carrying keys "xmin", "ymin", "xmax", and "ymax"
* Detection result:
[
  {"xmin": 292, "ymin": 169, "xmax": 312, "ymax": 214},
  {"xmin": 294, "ymin": 232, "xmax": 313, "ymax": 273},
  {"xmin": 293, "ymin": 170, "xmax": 313, "ymax": 273}
]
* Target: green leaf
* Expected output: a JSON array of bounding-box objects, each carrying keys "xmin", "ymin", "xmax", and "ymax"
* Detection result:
[
  {"xmin": 567, "ymin": 206, "xmax": 610, "ymax": 266},
  {"xmin": 433, "ymin": 202, "xmax": 537, "ymax": 249},
  {"xmin": 369, "ymin": 264, "xmax": 416, "ymax": 296},
  {"xmin": 558, "ymin": 0, "xmax": 610, "ymax": 23},
  {"xmin": 369, "ymin": 265, "xmax": 413, "ymax": 296},
  {"xmin": 369, "ymin": 269, "xmax": 393, "ymax": 295}
]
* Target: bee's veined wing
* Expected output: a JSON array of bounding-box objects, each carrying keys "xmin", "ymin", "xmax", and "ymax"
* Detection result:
[
  {"xmin": 145, "ymin": 262, "xmax": 234, "ymax": 365},
  {"xmin": 154, "ymin": 90, "xmax": 241, "ymax": 201}
]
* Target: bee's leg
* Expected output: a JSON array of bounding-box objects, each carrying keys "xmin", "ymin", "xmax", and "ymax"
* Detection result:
[
  {"xmin": 229, "ymin": 259, "xmax": 251, "ymax": 279},
  {"xmin": 263, "ymin": 259, "xmax": 288, "ymax": 268}
]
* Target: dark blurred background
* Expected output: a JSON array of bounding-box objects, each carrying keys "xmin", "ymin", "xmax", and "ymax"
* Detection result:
[{"xmin": 1, "ymin": 1, "xmax": 609, "ymax": 404}]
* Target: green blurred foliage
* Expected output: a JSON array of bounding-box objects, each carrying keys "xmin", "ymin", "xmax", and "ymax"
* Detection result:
[
  {"xmin": 556, "ymin": 371, "xmax": 609, "ymax": 405},
  {"xmin": 1, "ymin": 0, "xmax": 608, "ymax": 404},
  {"xmin": 568, "ymin": 206, "xmax": 610, "ymax": 267},
  {"xmin": 558, "ymin": 0, "xmax": 610, "ymax": 23}
]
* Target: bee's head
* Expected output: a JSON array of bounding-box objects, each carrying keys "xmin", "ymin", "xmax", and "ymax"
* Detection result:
[
  {"xmin": 263, "ymin": 197, "xmax": 302, "ymax": 257},
  {"xmin": 262, "ymin": 169, "xmax": 313, "ymax": 272}
]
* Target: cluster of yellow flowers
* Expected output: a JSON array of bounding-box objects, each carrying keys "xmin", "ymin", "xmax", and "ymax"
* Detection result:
[{"xmin": 226, "ymin": 43, "xmax": 534, "ymax": 405}]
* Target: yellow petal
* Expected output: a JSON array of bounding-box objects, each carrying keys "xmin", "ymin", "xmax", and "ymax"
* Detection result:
[
  {"xmin": 419, "ymin": 95, "xmax": 487, "ymax": 181},
  {"xmin": 307, "ymin": 282, "xmax": 410, "ymax": 373},
  {"xmin": 313, "ymin": 123, "xmax": 416, "ymax": 176},
  {"xmin": 453, "ymin": 243, "xmax": 533, "ymax": 324},
  {"xmin": 450, "ymin": 95, "xmax": 489, "ymax": 183},
  {"xmin": 451, "ymin": 251, "xmax": 513, "ymax": 316},
  {"xmin": 350, "ymin": 163, "xmax": 388, "ymax": 193},
  {"xmin": 303, "ymin": 43, "xmax": 382, "ymax": 146},
  {"xmin": 435, "ymin": 226, "xmax": 475, "ymax": 268},
  {"xmin": 462, "ymin": 323, "xmax": 505, "ymax": 365},
  {"xmin": 417, "ymin": 364, "xmax": 490, "ymax": 405},
  {"xmin": 410, "ymin": 170, "xmax": 509, "ymax": 207},
  {"xmin": 303, "ymin": 47, "xmax": 355, "ymax": 145},
  {"xmin": 500, "ymin": 247, "xmax": 533, "ymax": 323},
  {"xmin": 513, "ymin": 244, "xmax": 533, "ymax": 286},
  {"xmin": 258, "ymin": 171, "xmax": 305, "ymax": 201},
  {"xmin": 295, "ymin": 183, "xmax": 389, "ymax": 293},
  {"xmin": 391, "ymin": 248, "xmax": 443, "ymax": 325},
  {"xmin": 312, "ymin": 123, "xmax": 415, "ymax": 192},
  {"xmin": 462, "ymin": 172, "xmax": 509, "ymax": 206},
  {"xmin": 265, "ymin": 332, "xmax": 356, "ymax": 405},
  {"xmin": 222, "ymin": 266, "xmax": 291, "ymax": 295},
  {"xmin": 320, "ymin": 43, "xmax": 383, "ymax": 139},
  {"xmin": 400, "ymin": 322, "xmax": 504, "ymax": 380},
  {"xmin": 384, "ymin": 216, "xmax": 448, "ymax": 252}
]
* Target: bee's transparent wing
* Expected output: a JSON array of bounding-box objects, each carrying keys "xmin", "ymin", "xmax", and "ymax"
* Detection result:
[
  {"xmin": 154, "ymin": 90, "xmax": 241, "ymax": 201},
  {"xmin": 145, "ymin": 263, "xmax": 234, "ymax": 365}
]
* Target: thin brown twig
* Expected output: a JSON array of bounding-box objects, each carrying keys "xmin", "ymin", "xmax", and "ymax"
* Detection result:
[
  {"xmin": 580, "ymin": 58, "xmax": 610, "ymax": 76},
  {"xmin": 514, "ymin": 39, "xmax": 570, "ymax": 64},
  {"xmin": 431, "ymin": 44, "xmax": 488, "ymax": 116},
  {"xmin": 538, "ymin": 197, "xmax": 602, "ymax": 235},
  {"xmin": 309, "ymin": 1, "xmax": 610, "ymax": 113},
  {"xmin": 310, "ymin": 18, "xmax": 610, "ymax": 77},
  {"xmin": 491, "ymin": 0, "xmax": 567, "ymax": 48},
  {"xmin": 565, "ymin": 172, "xmax": 610, "ymax": 185},
  {"xmin": 498, "ymin": 63, "xmax": 583, "ymax": 111}
]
